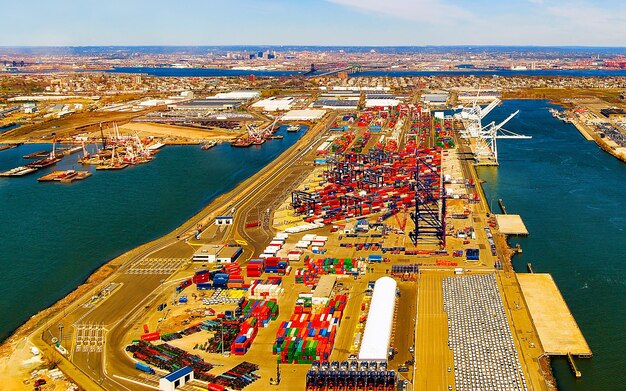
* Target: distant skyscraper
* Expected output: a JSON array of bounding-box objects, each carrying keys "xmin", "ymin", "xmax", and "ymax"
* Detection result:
[
  {"xmin": 249, "ymin": 53, "xmax": 256, "ymax": 60},
  {"xmin": 258, "ymin": 51, "xmax": 264, "ymax": 58}
]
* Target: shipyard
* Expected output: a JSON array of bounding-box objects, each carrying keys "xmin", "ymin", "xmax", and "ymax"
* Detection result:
[{"xmin": 1, "ymin": 3, "xmax": 626, "ymax": 389}]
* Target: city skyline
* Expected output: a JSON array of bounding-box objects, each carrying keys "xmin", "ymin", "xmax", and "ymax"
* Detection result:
[{"xmin": 1, "ymin": 0, "xmax": 626, "ymax": 47}]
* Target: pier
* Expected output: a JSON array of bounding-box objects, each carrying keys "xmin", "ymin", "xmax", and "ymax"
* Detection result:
[
  {"xmin": 494, "ymin": 214, "xmax": 529, "ymax": 236},
  {"xmin": 567, "ymin": 352, "xmax": 582, "ymax": 378},
  {"xmin": 518, "ymin": 274, "xmax": 592, "ymax": 357}
]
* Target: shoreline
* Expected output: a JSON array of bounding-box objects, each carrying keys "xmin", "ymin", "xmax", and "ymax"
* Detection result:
[{"xmin": 0, "ymin": 121, "xmax": 321, "ymax": 354}]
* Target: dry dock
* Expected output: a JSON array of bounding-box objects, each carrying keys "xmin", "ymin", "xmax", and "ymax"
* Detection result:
[{"xmin": 518, "ymin": 273, "xmax": 592, "ymax": 357}]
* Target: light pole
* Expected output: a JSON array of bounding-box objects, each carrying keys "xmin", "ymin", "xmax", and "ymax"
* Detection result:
[{"xmin": 58, "ymin": 323, "xmax": 64, "ymax": 345}]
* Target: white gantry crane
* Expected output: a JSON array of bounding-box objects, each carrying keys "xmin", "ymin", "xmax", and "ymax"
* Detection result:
[{"xmin": 456, "ymin": 93, "xmax": 530, "ymax": 165}]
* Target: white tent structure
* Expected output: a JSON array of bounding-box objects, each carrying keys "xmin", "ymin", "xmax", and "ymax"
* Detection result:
[{"xmin": 358, "ymin": 276, "xmax": 397, "ymax": 361}]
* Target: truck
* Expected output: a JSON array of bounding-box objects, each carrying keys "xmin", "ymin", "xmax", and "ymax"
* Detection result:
[{"xmin": 135, "ymin": 362, "xmax": 155, "ymax": 375}]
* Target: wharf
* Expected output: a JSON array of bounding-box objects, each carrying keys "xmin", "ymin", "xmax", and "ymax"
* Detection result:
[
  {"xmin": 518, "ymin": 273, "xmax": 592, "ymax": 357},
  {"xmin": 494, "ymin": 214, "xmax": 529, "ymax": 236},
  {"xmin": 571, "ymin": 119, "xmax": 594, "ymax": 141}
]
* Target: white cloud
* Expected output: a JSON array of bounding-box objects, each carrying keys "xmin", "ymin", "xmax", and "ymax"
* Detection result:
[{"xmin": 325, "ymin": 0, "xmax": 473, "ymax": 23}]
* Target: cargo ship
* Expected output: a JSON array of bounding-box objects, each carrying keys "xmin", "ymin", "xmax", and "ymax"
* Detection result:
[{"xmin": 0, "ymin": 166, "xmax": 37, "ymax": 177}]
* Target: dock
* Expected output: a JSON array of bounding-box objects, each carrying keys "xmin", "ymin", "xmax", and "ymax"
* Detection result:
[
  {"xmin": 571, "ymin": 119, "xmax": 594, "ymax": 141},
  {"xmin": 518, "ymin": 273, "xmax": 592, "ymax": 357},
  {"xmin": 494, "ymin": 214, "xmax": 529, "ymax": 236}
]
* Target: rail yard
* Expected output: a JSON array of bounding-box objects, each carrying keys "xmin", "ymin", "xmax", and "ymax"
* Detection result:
[{"xmin": 3, "ymin": 88, "xmax": 594, "ymax": 391}]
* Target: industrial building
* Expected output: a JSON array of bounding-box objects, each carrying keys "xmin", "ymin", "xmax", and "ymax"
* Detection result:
[
  {"xmin": 281, "ymin": 109, "xmax": 326, "ymax": 121},
  {"xmin": 421, "ymin": 93, "xmax": 448, "ymax": 105},
  {"xmin": 159, "ymin": 366, "xmax": 193, "ymax": 391},
  {"xmin": 358, "ymin": 276, "xmax": 397, "ymax": 361},
  {"xmin": 192, "ymin": 245, "xmax": 223, "ymax": 263},
  {"xmin": 251, "ymin": 96, "xmax": 295, "ymax": 111},
  {"xmin": 312, "ymin": 275, "xmax": 337, "ymax": 305},
  {"xmin": 169, "ymin": 99, "xmax": 243, "ymax": 112},
  {"xmin": 210, "ymin": 90, "xmax": 260, "ymax": 101},
  {"xmin": 216, "ymin": 246, "xmax": 243, "ymax": 263},
  {"xmin": 365, "ymin": 93, "xmax": 401, "ymax": 108},
  {"xmin": 600, "ymin": 107, "xmax": 626, "ymax": 118}
]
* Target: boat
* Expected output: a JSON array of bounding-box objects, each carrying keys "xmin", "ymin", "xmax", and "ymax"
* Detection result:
[
  {"xmin": 96, "ymin": 148, "xmax": 129, "ymax": 170},
  {"xmin": 26, "ymin": 155, "xmax": 61, "ymax": 169},
  {"xmin": 61, "ymin": 145, "xmax": 82, "ymax": 156},
  {"xmin": 269, "ymin": 135, "xmax": 284, "ymax": 140},
  {"xmin": 0, "ymin": 166, "xmax": 37, "ymax": 177},
  {"xmin": 23, "ymin": 150, "xmax": 51, "ymax": 159},
  {"xmin": 96, "ymin": 162, "xmax": 129, "ymax": 170},
  {"xmin": 231, "ymin": 138, "xmax": 253, "ymax": 147},
  {"xmin": 287, "ymin": 124, "xmax": 301, "ymax": 132},
  {"xmin": 201, "ymin": 140, "xmax": 218, "ymax": 150},
  {"xmin": 252, "ymin": 138, "xmax": 265, "ymax": 145},
  {"xmin": 0, "ymin": 143, "xmax": 22, "ymax": 152},
  {"xmin": 147, "ymin": 142, "xmax": 165, "ymax": 151},
  {"xmin": 38, "ymin": 170, "xmax": 92, "ymax": 183}
]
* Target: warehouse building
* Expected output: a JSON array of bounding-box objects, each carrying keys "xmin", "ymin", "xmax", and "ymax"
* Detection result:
[
  {"xmin": 159, "ymin": 366, "xmax": 193, "ymax": 391},
  {"xmin": 169, "ymin": 99, "xmax": 243, "ymax": 112},
  {"xmin": 216, "ymin": 246, "xmax": 243, "ymax": 264},
  {"xmin": 358, "ymin": 276, "xmax": 397, "ymax": 361},
  {"xmin": 312, "ymin": 275, "xmax": 337, "ymax": 305},
  {"xmin": 192, "ymin": 245, "xmax": 223, "ymax": 263},
  {"xmin": 210, "ymin": 90, "xmax": 260, "ymax": 101},
  {"xmin": 281, "ymin": 109, "xmax": 326, "ymax": 121},
  {"xmin": 421, "ymin": 93, "xmax": 448, "ymax": 105},
  {"xmin": 251, "ymin": 96, "xmax": 295, "ymax": 111}
]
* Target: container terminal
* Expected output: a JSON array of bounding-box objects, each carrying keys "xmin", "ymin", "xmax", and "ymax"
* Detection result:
[{"xmin": 8, "ymin": 90, "xmax": 592, "ymax": 391}]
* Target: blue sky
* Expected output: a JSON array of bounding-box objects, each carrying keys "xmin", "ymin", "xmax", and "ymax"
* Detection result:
[{"xmin": 1, "ymin": 0, "xmax": 625, "ymax": 46}]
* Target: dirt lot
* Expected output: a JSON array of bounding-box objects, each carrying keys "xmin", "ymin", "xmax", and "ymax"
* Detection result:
[{"xmin": 116, "ymin": 122, "xmax": 240, "ymax": 141}]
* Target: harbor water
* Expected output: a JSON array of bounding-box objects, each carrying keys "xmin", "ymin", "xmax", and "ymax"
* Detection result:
[
  {"xmin": 0, "ymin": 125, "xmax": 305, "ymax": 342},
  {"xmin": 479, "ymin": 100, "xmax": 625, "ymax": 390},
  {"xmin": 106, "ymin": 67, "xmax": 626, "ymax": 78}
]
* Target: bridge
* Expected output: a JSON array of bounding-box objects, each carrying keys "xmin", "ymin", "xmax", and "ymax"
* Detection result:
[{"xmin": 308, "ymin": 63, "xmax": 391, "ymax": 77}]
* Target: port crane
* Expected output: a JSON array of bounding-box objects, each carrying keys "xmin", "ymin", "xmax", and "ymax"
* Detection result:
[
  {"xmin": 456, "ymin": 91, "xmax": 531, "ymax": 165},
  {"xmin": 246, "ymin": 117, "xmax": 278, "ymax": 143}
]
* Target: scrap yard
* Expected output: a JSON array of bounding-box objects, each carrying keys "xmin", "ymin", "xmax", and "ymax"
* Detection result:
[{"xmin": 13, "ymin": 87, "xmax": 593, "ymax": 391}]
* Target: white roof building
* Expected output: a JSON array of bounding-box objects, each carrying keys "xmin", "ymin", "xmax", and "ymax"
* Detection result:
[
  {"xmin": 210, "ymin": 90, "xmax": 260, "ymax": 100},
  {"xmin": 358, "ymin": 276, "xmax": 397, "ymax": 361},
  {"xmin": 251, "ymin": 96, "xmax": 295, "ymax": 111},
  {"xmin": 281, "ymin": 109, "xmax": 326, "ymax": 121}
]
